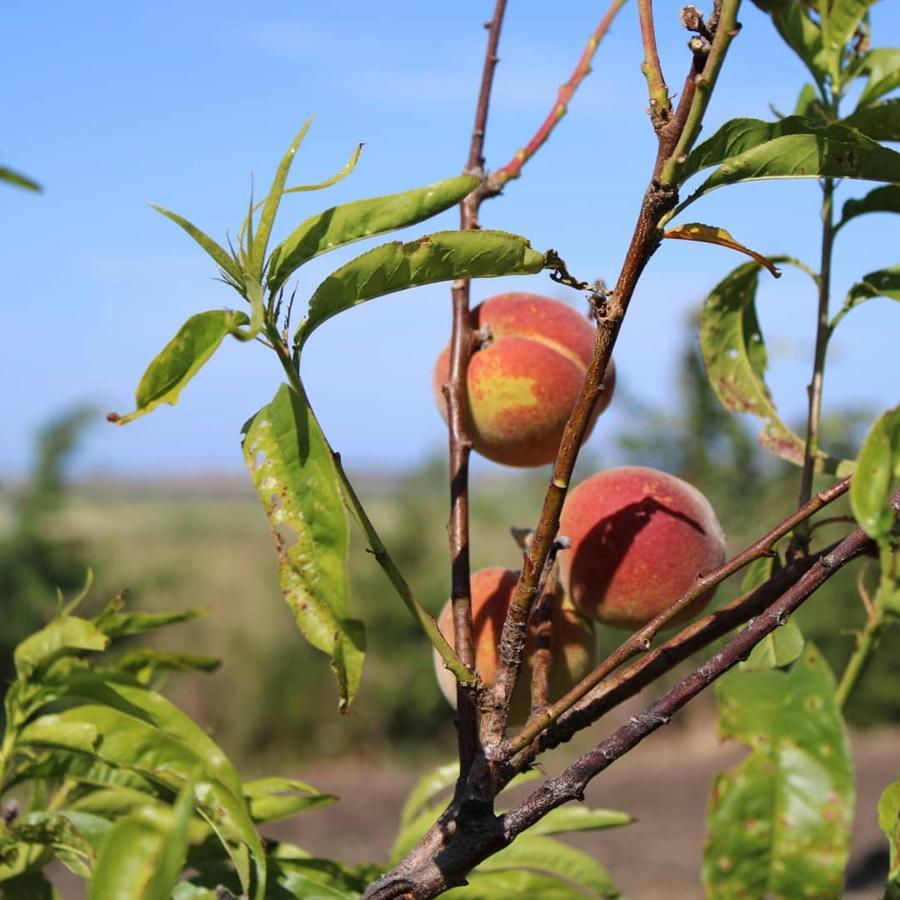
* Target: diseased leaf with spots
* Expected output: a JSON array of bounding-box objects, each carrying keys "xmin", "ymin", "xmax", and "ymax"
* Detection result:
[
  {"xmin": 838, "ymin": 184, "xmax": 900, "ymax": 230},
  {"xmin": 843, "ymin": 98, "xmax": 900, "ymax": 142},
  {"xmin": 296, "ymin": 230, "xmax": 547, "ymax": 347},
  {"xmin": 267, "ymin": 175, "xmax": 479, "ymax": 294},
  {"xmin": 699, "ymin": 260, "xmax": 850, "ymax": 474},
  {"xmin": 242, "ymin": 383, "xmax": 364, "ymax": 708},
  {"xmin": 111, "ymin": 310, "xmax": 249, "ymax": 425},
  {"xmin": 704, "ymin": 645, "xmax": 854, "ymax": 899},
  {"xmin": 663, "ymin": 223, "xmax": 781, "ymax": 277},
  {"xmin": 850, "ymin": 406, "xmax": 900, "ymax": 540}
]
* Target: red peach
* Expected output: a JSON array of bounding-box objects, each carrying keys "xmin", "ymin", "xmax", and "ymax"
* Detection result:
[
  {"xmin": 433, "ymin": 567, "xmax": 596, "ymax": 723},
  {"xmin": 558, "ymin": 466, "xmax": 727, "ymax": 630},
  {"xmin": 433, "ymin": 292, "xmax": 615, "ymax": 467}
]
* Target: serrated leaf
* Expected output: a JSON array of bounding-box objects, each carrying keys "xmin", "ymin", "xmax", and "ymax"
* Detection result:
[
  {"xmin": 848, "ymin": 47, "xmax": 900, "ymax": 107},
  {"xmin": 88, "ymin": 782, "xmax": 195, "ymax": 900},
  {"xmin": 296, "ymin": 230, "xmax": 547, "ymax": 347},
  {"xmin": 110, "ymin": 310, "xmax": 249, "ymax": 426},
  {"xmin": 242, "ymin": 383, "xmax": 364, "ymax": 709},
  {"xmin": 150, "ymin": 205, "xmax": 243, "ymax": 288},
  {"xmin": 249, "ymin": 119, "xmax": 313, "ymax": 282},
  {"xmin": 0, "ymin": 166, "xmax": 42, "ymax": 193},
  {"xmin": 680, "ymin": 123, "xmax": 900, "ymax": 215},
  {"xmin": 850, "ymin": 406, "xmax": 900, "ymax": 539},
  {"xmin": 13, "ymin": 616, "xmax": 108, "ymax": 678},
  {"xmin": 704, "ymin": 645, "xmax": 854, "ymax": 899},
  {"xmin": 243, "ymin": 777, "xmax": 336, "ymax": 824},
  {"xmin": 880, "ymin": 780, "xmax": 900, "ymax": 893},
  {"xmin": 527, "ymin": 805, "xmax": 633, "ymax": 836},
  {"xmin": 267, "ymin": 175, "xmax": 478, "ymax": 294},
  {"xmin": 663, "ymin": 223, "xmax": 781, "ymax": 277},
  {"xmin": 843, "ymin": 97, "xmax": 900, "ymax": 142},
  {"xmin": 838, "ymin": 183, "xmax": 900, "ymax": 229}
]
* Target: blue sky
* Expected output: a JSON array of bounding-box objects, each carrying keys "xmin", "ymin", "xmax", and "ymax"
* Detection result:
[{"xmin": 2, "ymin": 1, "xmax": 898, "ymax": 479}]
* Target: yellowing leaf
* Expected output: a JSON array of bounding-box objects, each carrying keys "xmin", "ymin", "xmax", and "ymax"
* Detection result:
[{"xmin": 664, "ymin": 223, "xmax": 781, "ymax": 277}]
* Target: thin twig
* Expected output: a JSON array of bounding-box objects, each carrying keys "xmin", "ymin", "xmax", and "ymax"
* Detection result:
[
  {"xmin": 502, "ymin": 521, "xmax": 873, "ymax": 838},
  {"xmin": 529, "ymin": 566, "xmax": 560, "ymax": 718},
  {"xmin": 791, "ymin": 177, "xmax": 836, "ymax": 557},
  {"xmin": 638, "ymin": 0, "xmax": 671, "ymax": 130},
  {"xmin": 447, "ymin": 0, "xmax": 509, "ymax": 779},
  {"xmin": 507, "ymin": 474, "xmax": 850, "ymax": 754},
  {"xmin": 488, "ymin": 0, "xmax": 628, "ymax": 191}
]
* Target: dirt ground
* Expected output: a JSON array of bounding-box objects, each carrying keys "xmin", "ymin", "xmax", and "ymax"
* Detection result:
[{"xmin": 275, "ymin": 723, "xmax": 898, "ymax": 899}]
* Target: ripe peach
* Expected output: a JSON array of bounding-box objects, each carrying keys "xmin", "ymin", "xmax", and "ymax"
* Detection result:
[
  {"xmin": 433, "ymin": 292, "xmax": 615, "ymax": 467},
  {"xmin": 558, "ymin": 467, "xmax": 727, "ymax": 630},
  {"xmin": 433, "ymin": 567, "xmax": 596, "ymax": 723}
]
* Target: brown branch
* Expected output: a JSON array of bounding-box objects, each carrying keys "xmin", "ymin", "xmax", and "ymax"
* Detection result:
[
  {"xmin": 481, "ymin": 0, "xmax": 743, "ymax": 748},
  {"xmin": 506, "ymin": 475, "xmax": 850, "ymax": 754},
  {"xmin": 501, "ymin": 521, "xmax": 873, "ymax": 839},
  {"xmin": 529, "ymin": 565, "xmax": 559, "ymax": 718},
  {"xmin": 447, "ymin": 0, "xmax": 508, "ymax": 779},
  {"xmin": 488, "ymin": 0, "xmax": 627, "ymax": 191}
]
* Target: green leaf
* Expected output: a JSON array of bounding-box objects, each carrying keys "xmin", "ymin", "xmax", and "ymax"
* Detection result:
[
  {"xmin": 93, "ymin": 599, "xmax": 205, "ymax": 638},
  {"xmin": 399, "ymin": 762, "xmax": 460, "ymax": 827},
  {"xmin": 740, "ymin": 619, "xmax": 804, "ymax": 672},
  {"xmin": 704, "ymin": 645, "xmax": 854, "ymax": 899},
  {"xmin": 88, "ymin": 781, "xmax": 195, "ymax": 900},
  {"xmin": 848, "ymin": 47, "xmax": 900, "ymax": 107},
  {"xmin": 296, "ymin": 230, "xmax": 547, "ymax": 347},
  {"xmin": 879, "ymin": 780, "xmax": 900, "ymax": 894},
  {"xmin": 243, "ymin": 777, "xmax": 336, "ymax": 824},
  {"xmin": 850, "ymin": 406, "xmax": 900, "ymax": 539},
  {"xmin": 831, "ymin": 265, "xmax": 900, "ymax": 331},
  {"xmin": 111, "ymin": 649, "xmax": 221, "ymax": 683},
  {"xmin": 679, "ymin": 121, "xmax": 900, "ymax": 215},
  {"xmin": 448, "ymin": 834, "xmax": 619, "ymax": 899},
  {"xmin": 821, "ymin": 0, "xmax": 878, "ymax": 84},
  {"xmin": 0, "ymin": 812, "xmax": 94, "ymax": 880},
  {"xmin": 838, "ymin": 183, "xmax": 900, "ymax": 229},
  {"xmin": 111, "ymin": 310, "xmax": 249, "ymax": 426},
  {"xmin": 751, "ymin": 3, "xmax": 829, "ymax": 90},
  {"xmin": 527, "ymin": 806, "xmax": 634, "ymax": 836},
  {"xmin": 267, "ymin": 175, "xmax": 478, "ymax": 294},
  {"xmin": 242, "ymin": 383, "xmax": 364, "ymax": 709},
  {"xmin": 0, "ymin": 166, "xmax": 42, "ymax": 192},
  {"xmin": 18, "ymin": 687, "xmax": 265, "ymax": 897},
  {"xmin": 150, "ymin": 205, "xmax": 244, "ymax": 288},
  {"xmin": 249, "ymin": 118, "xmax": 313, "ymax": 281},
  {"xmin": 793, "ymin": 83, "xmax": 826, "ymax": 119},
  {"xmin": 843, "ymin": 97, "xmax": 900, "ymax": 142},
  {"xmin": 13, "ymin": 616, "xmax": 108, "ymax": 678}
]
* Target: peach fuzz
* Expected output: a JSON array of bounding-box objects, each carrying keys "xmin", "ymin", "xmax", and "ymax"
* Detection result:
[
  {"xmin": 558, "ymin": 466, "xmax": 727, "ymax": 630},
  {"xmin": 433, "ymin": 567, "xmax": 596, "ymax": 724},
  {"xmin": 433, "ymin": 292, "xmax": 615, "ymax": 467}
]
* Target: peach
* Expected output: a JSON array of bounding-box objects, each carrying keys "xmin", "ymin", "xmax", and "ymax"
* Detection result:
[
  {"xmin": 433, "ymin": 567, "xmax": 596, "ymax": 723},
  {"xmin": 558, "ymin": 467, "xmax": 727, "ymax": 630},
  {"xmin": 433, "ymin": 292, "xmax": 615, "ymax": 467}
]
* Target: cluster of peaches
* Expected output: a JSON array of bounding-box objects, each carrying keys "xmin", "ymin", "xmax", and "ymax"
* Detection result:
[{"xmin": 431, "ymin": 293, "xmax": 727, "ymax": 718}]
